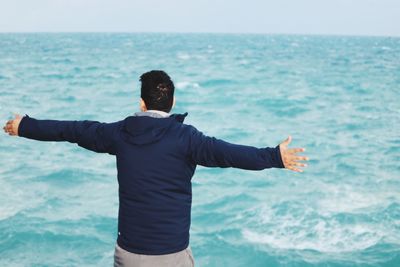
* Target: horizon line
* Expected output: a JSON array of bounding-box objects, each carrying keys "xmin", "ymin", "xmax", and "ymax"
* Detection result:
[{"xmin": 0, "ymin": 31, "xmax": 399, "ymax": 38}]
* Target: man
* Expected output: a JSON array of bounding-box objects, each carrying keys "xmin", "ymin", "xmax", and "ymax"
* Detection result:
[{"xmin": 3, "ymin": 70, "xmax": 308, "ymax": 267}]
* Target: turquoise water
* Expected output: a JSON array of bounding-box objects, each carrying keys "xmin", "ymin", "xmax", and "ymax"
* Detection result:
[{"xmin": 0, "ymin": 33, "xmax": 399, "ymax": 266}]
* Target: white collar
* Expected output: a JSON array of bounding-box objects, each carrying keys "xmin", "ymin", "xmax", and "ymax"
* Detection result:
[{"xmin": 145, "ymin": 110, "xmax": 170, "ymax": 118}]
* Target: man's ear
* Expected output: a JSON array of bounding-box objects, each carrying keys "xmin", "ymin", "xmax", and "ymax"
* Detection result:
[
  {"xmin": 140, "ymin": 98, "xmax": 147, "ymax": 112},
  {"xmin": 172, "ymin": 96, "xmax": 176, "ymax": 109}
]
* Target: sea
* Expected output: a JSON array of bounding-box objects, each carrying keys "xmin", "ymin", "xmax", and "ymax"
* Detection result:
[{"xmin": 0, "ymin": 33, "xmax": 399, "ymax": 267}]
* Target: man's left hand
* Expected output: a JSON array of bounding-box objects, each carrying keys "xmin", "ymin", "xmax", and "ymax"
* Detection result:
[{"xmin": 278, "ymin": 135, "xmax": 309, "ymax": 172}]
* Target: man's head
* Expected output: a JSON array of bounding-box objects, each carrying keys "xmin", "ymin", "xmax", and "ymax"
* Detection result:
[{"xmin": 140, "ymin": 70, "xmax": 175, "ymax": 113}]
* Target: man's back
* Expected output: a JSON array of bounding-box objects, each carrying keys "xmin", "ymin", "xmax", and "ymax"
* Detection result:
[
  {"xmin": 116, "ymin": 111, "xmax": 195, "ymax": 254},
  {"xmin": 113, "ymin": 111, "xmax": 285, "ymax": 255}
]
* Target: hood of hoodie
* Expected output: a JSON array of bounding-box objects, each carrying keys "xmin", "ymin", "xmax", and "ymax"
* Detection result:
[{"xmin": 121, "ymin": 111, "xmax": 188, "ymax": 145}]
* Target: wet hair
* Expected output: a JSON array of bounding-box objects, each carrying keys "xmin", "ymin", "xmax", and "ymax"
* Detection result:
[{"xmin": 140, "ymin": 70, "xmax": 175, "ymax": 113}]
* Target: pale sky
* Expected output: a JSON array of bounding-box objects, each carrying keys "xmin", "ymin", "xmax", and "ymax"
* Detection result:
[{"xmin": 0, "ymin": 0, "xmax": 399, "ymax": 36}]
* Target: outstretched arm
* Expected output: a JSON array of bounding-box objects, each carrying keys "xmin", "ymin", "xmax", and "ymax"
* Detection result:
[
  {"xmin": 3, "ymin": 114, "xmax": 122, "ymax": 155},
  {"xmin": 188, "ymin": 126, "xmax": 308, "ymax": 172}
]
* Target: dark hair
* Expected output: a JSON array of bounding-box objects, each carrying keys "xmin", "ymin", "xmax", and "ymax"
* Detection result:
[{"xmin": 140, "ymin": 70, "xmax": 175, "ymax": 113}]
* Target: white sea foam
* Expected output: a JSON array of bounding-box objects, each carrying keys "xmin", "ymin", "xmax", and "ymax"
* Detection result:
[
  {"xmin": 242, "ymin": 202, "xmax": 399, "ymax": 260},
  {"xmin": 247, "ymin": 230, "xmax": 384, "ymax": 266},
  {"xmin": 316, "ymin": 184, "xmax": 381, "ymax": 215},
  {"xmin": 0, "ymin": 206, "xmax": 20, "ymax": 221},
  {"xmin": 177, "ymin": 53, "xmax": 191, "ymax": 60},
  {"xmin": 243, "ymin": 222, "xmax": 383, "ymax": 254},
  {"xmin": 123, "ymin": 42, "xmax": 133, "ymax": 47},
  {"xmin": 104, "ymin": 73, "xmax": 121, "ymax": 79},
  {"xmin": 316, "ymin": 183, "xmax": 400, "ymax": 216},
  {"xmin": 176, "ymin": 81, "xmax": 200, "ymax": 89}
]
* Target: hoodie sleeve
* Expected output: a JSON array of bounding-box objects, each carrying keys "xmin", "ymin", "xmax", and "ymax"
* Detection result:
[
  {"xmin": 18, "ymin": 114, "xmax": 121, "ymax": 155},
  {"xmin": 187, "ymin": 126, "xmax": 285, "ymax": 170}
]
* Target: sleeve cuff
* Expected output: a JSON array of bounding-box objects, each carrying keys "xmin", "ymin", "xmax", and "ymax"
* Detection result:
[
  {"xmin": 274, "ymin": 145, "xmax": 285, "ymax": 168},
  {"xmin": 18, "ymin": 114, "xmax": 32, "ymax": 137}
]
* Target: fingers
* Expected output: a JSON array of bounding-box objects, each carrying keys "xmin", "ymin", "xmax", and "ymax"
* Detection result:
[
  {"xmin": 3, "ymin": 119, "xmax": 16, "ymax": 135},
  {"xmin": 286, "ymin": 165, "xmax": 303, "ymax": 172},
  {"xmin": 290, "ymin": 162, "xmax": 307, "ymax": 167},
  {"xmin": 295, "ymin": 156, "xmax": 310, "ymax": 161},
  {"xmin": 287, "ymin": 147, "xmax": 306, "ymax": 154},
  {"xmin": 3, "ymin": 126, "xmax": 14, "ymax": 135},
  {"xmin": 4, "ymin": 120, "xmax": 12, "ymax": 131},
  {"xmin": 282, "ymin": 151, "xmax": 309, "ymax": 172},
  {"xmin": 4, "ymin": 127, "xmax": 16, "ymax": 135},
  {"xmin": 285, "ymin": 161, "xmax": 307, "ymax": 172}
]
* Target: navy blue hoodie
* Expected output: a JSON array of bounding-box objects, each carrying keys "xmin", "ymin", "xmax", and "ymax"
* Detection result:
[{"xmin": 18, "ymin": 111, "xmax": 285, "ymax": 255}]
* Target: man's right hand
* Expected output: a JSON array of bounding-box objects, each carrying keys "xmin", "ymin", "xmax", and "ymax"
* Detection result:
[
  {"xmin": 3, "ymin": 114, "xmax": 23, "ymax": 136},
  {"xmin": 278, "ymin": 135, "xmax": 309, "ymax": 172}
]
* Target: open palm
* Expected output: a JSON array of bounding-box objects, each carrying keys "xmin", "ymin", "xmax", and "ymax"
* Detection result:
[{"xmin": 278, "ymin": 135, "xmax": 309, "ymax": 172}]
